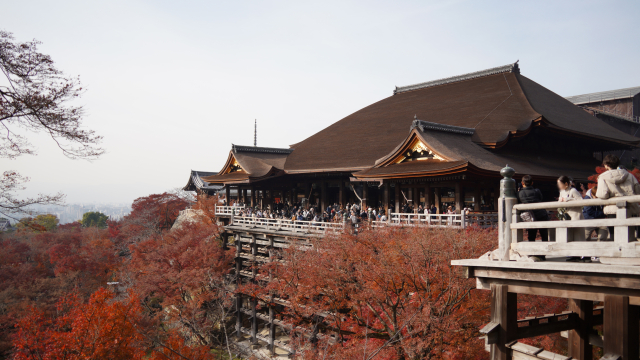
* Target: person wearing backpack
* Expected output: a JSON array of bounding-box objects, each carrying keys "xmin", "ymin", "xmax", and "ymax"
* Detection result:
[
  {"xmin": 518, "ymin": 175, "xmax": 549, "ymax": 261},
  {"xmin": 596, "ymin": 154, "xmax": 640, "ymax": 240},
  {"xmin": 583, "ymin": 183, "xmax": 608, "ymax": 241}
]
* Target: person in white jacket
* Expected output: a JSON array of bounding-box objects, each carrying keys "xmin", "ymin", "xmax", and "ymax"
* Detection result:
[
  {"xmin": 595, "ymin": 154, "xmax": 640, "ymax": 240},
  {"xmin": 558, "ymin": 175, "xmax": 586, "ymax": 242}
]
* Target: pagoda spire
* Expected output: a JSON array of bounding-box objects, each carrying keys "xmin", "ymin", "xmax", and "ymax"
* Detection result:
[{"xmin": 254, "ymin": 119, "xmax": 257, "ymax": 147}]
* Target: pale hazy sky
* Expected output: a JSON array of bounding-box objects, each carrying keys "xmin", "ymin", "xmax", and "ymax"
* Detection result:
[{"xmin": 1, "ymin": 0, "xmax": 639, "ymax": 204}]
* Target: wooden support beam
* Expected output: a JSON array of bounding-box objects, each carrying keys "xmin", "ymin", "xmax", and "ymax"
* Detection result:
[
  {"xmin": 490, "ymin": 284, "xmax": 517, "ymax": 360},
  {"xmin": 474, "ymin": 187, "xmax": 481, "ymax": 211},
  {"xmin": 515, "ymin": 311, "xmax": 577, "ymax": 340},
  {"xmin": 383, "ymin": 182, "xmax": 390, "ymax": 214},
  {"xmin": 321, "ymin": 182, "xmax": 327, "ymax": 212},
  {"xmin": 395, "ymin": 184, "xmax": 400, "ymax": 214},
  {"xmin": 339, "ymin": 181, "xmax": 345, "ymax": 207},
  {"xmin": 235, "ymin": 233, "xmax": 243, "ymax": 338},
  {"xmin": 568, "ymin": 299, "xmax": 593, "ymax": 360},
  {"xmin": 604, "ymin": 295, "xmax": 639, "ymax": 360},
  {"xmin": 455, "ymin": 183, "xmax": 462, "ymax": 213},
  {"xmin": 251, "ymin": 296, "xmax": 258, "ymax": 344},
  {"xmin": 424, "ymin": 184, "xmax": 431, "ymax": 209},
  {"xmin": 362, "ymin": 183, "xmax": 368, "ymax": 209}
]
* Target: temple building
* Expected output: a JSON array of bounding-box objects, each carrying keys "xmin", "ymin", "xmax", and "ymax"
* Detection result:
[
  {"xmin": 183, "ymin": 170, "xmax": 223, "ymax": 196},
  {"xmin": 189, "ymin": 62, "xmax": 639, "ymax": 214},
  {"xmin": 565, "ymin": 86, "xmax": 640, "ymax": 166}
]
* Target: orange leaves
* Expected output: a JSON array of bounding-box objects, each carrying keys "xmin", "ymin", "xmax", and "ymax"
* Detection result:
[
  {"xmin": 253, "ymin": 227, "xmax": 496, "ymax": 359},
  {"xmin": 13, "ymin": 288, "xmax": 147, "ymax": 360}
]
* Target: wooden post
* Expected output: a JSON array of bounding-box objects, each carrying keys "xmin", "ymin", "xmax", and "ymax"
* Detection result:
[
  {"xmin": 603, "ymin": 295, "xmax": 639, "ymax": 360},
  {"xmin": 434, "ymin": 187, "xmax": 440, "ymax": 213},
  {"xmin": 425, "ymin": 184, "xmax": 431, "ymax": 209},
  {"xmin": 268, "ymin": 236, "xmax": 276, "ymax": 355},
  {"xmin": 499, "ymin": 166, "xmax": 516, "ymax": 261},
  {"xmin": 474, "ymin": 187, "xmax": 481, "ymax": 211},
  {"xmin": 242, "ymin": 188, "xmax": 247, "ymax": 204},
  {"xmin": 383, "ymin": 182, "xmax": 390, "ymax": 214},
  {"xmin": 226, "ymin": 186, "xmax": 231, "ymax": 205},
  {"xmin": 362, "ymin": 183, "xmax": 368, "ymax": 209},
  {"xmin": 290, "ymin": 187, "xmax": 296, "ymax": 205},
  {"xmin": 455, "ymin": 183, "xmax": 462, "ymax": 213},
  {"xmin": 394, "ymin": 184, "xmax": 400, "ymax": 214},
  {"xmin": 568, "ymin": 299, "xmax": 594, "ymax": 360},
  {"xmin": 339, "ymin": 181, "xmax": 345, "ymax": 207},
  {"xmin": 490, "ymin": 284, "xmax": 517, "ymax": 360},
  {"xmin": 320, "ymin": 182, "xmax": 326, "ymax": 211},
  {"xmin": 250, "ymin": 186, "xmax": 255, "ymax": 207},
  {"xmin": 235, "ymin": 233, "xmax": 242, "ymax": 338}
]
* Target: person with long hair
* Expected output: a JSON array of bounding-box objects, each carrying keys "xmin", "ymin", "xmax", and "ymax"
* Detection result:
[{"xmin": 558, "ymin": 175, "xmax": 586, "ymax": 242}]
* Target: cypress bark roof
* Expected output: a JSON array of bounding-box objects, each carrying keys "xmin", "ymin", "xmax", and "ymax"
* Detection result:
[{"xmin": 283, "ymin": 63, "xmax": 638, "ymax": 173}]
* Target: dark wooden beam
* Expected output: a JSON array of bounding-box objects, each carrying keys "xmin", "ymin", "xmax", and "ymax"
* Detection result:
[
  {"xmin": 604, "ymin": 295, "xmax": 639, "ymax": 360},
  {"xmin": 515, "ymin": 311, "xmax": 577, "ymax": 340},
  {"xmin": 490, "ymin": 284, "xmax": 517, "ymax": 360},
  {"xmin": 568, "ymin": 299, "xmax": 594, "ymax": 360}
]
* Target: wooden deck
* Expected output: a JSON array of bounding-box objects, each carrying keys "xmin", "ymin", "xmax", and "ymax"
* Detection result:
[{"xmin": 452, "ymin": 166, "xmax": 640, "ymax": 360}]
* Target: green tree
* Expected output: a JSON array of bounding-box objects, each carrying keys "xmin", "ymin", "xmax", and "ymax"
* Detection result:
[
  {"xmin": 81, "ymin": 212, "xmax": 108, "ymax": 228},
  {"xmin": 16, "ymin": 214, "xmax": 59, "ymax": 232}
]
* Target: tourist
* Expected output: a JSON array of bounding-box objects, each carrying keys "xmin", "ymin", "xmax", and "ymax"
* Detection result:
[
  {"xmin": 558, "ymin": 175, "xmax": 586, "ymax": 242},
  {"xmin": 582, "ymin": 184, "xmax": 608, "ymax": 241},
  {"xmin": 596, "ymin": 154, "xmax": 640, "ymax": 240},
  {"xmin": 517, "ymin": 175, "xmax": 549, "ymax": 261}
]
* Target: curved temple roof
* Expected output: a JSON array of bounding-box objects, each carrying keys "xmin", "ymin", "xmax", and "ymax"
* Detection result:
[
  {"xmin": 282, "ymin": 62, "xmax": 638, "ymax": 173},
  {"xmin": 203, "ymin": 62, "xmax": 638, "ymax": 184}
]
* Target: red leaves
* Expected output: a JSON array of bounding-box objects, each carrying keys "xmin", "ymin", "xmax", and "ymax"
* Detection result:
[
  {"xmin": 251, "ymin": 227, "xmax": 496, "ymax": 359},
  {"xmin": 13, "ymin": 288, "xmax": 147, "ymax": 360}
]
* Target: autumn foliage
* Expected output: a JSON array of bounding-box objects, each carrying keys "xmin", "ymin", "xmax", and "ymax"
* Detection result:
[{"xmin": 0, "ymin": 191, "xmax": 576, "ymax": 359}]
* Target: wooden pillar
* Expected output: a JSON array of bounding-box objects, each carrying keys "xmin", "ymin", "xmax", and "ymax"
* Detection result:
[
  {"xmin": 568, "ymin": 299, "xmax": 594, "ymax": 360},
  {"xmin": 235, "ymin": 233, "xmax": 242, "ymax": 338},
  {"xmin": 236, "ymin": 186, "xmax": 241, "ymax": 203},
  {"xmin": 321, "ymin": 182, "xmax": 327, "ymax": 211},
  {"xmin": 290, "ymin": 187, "xmax": 296, "ymax": 205},
  {"xmin": 413, "ymin": 185, "xmax": 419, "ymax": 209},
  {"xmin": 305, "ymin": 183, "xmax": 311, "ymax": 208},
  {"xmin": 424, "ymin": 184, "xmax": 431, "ymax": 208},
  {"xmin": 455, "ymin": 183, "xmax": 462, "ymax": 213},
  {"xmin": 250, "ymin": 234, "xmax": 258, "ymax": 344},
  {"xmin": 383, "ymin": 182, "xmax": 390, "ymax": 213},
  {"xmin": 604, "ymin": 295, "xmax": 639, "ymax": 360},
  {"xmin": 490, "ymin": 284, "xmax": 517, "ymax": 360},
  {"xmin": 474, "ymin": 187, "xmax": 481, "ymax": 211},
  {"xmin": 434, "ymin": 187, "xmax": 440, "ymax": 213},
  {"xmin": 267, "ymin": 235, "xmax": 276, "ymax": 354},
  {"xmin": 339, "ymin": 181, "xmax": 345, "ymax": 207},
  {"xmin": 394, "ymin": 184, "xmax": 400, "ymax": 214},
  {"xmin": 362, "ymin": 183, "xmax": 368, "ymax": 209},
  {"xmin": 226, "ymin": 186, "xmax": 231, "ymax": 205},
  {"xmin": 250, "ymin": 186, "xmax": 255, "ymax": 207}
]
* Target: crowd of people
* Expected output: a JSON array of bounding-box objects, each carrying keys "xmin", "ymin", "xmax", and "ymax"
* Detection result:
[
  {"xmin": 223, "ymin": 200, "xmax": 390, "ymax": 224},
  {"xmin": 518, "ymin": 154, "xmax": 640, "ymax": 262}
]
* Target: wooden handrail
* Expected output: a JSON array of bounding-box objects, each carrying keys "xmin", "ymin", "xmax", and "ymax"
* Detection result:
[{"xmin": 513, "ymin": 195, "xmax": 640, "ymax": 211}]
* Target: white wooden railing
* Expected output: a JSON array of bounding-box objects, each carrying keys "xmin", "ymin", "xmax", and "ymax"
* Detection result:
[
  {"xmin": 215, "ymin": 205, "xmax": 245, "ymax": 216},
  {"xmin": 372, "ymin": 212, "xmax": 498, "ymax": 229},
  {"xmin": 389, "ymin": 213, "xmax": 466, "ymax": 228},
  {"xmin": 230, "ymin": 216, "xmax": 344, "ymax": 234},
  {"xmin": 510, "ymin": 195, "xmax": 640, "ymax": 260}
]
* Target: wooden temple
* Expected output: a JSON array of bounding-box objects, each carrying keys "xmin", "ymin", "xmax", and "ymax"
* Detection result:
[
  {"xmin": 195, "ymin": 61, "xmax": 638, "ymax": 214},
  {"xmin": 182, "ymin": 62, "xmax": 640, "ymax": 358}
]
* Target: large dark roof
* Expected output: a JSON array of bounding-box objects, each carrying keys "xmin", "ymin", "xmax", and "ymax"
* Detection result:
[{"xmin": 283, "ymin": 63, "xmax": 638, "ymax": 173}]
